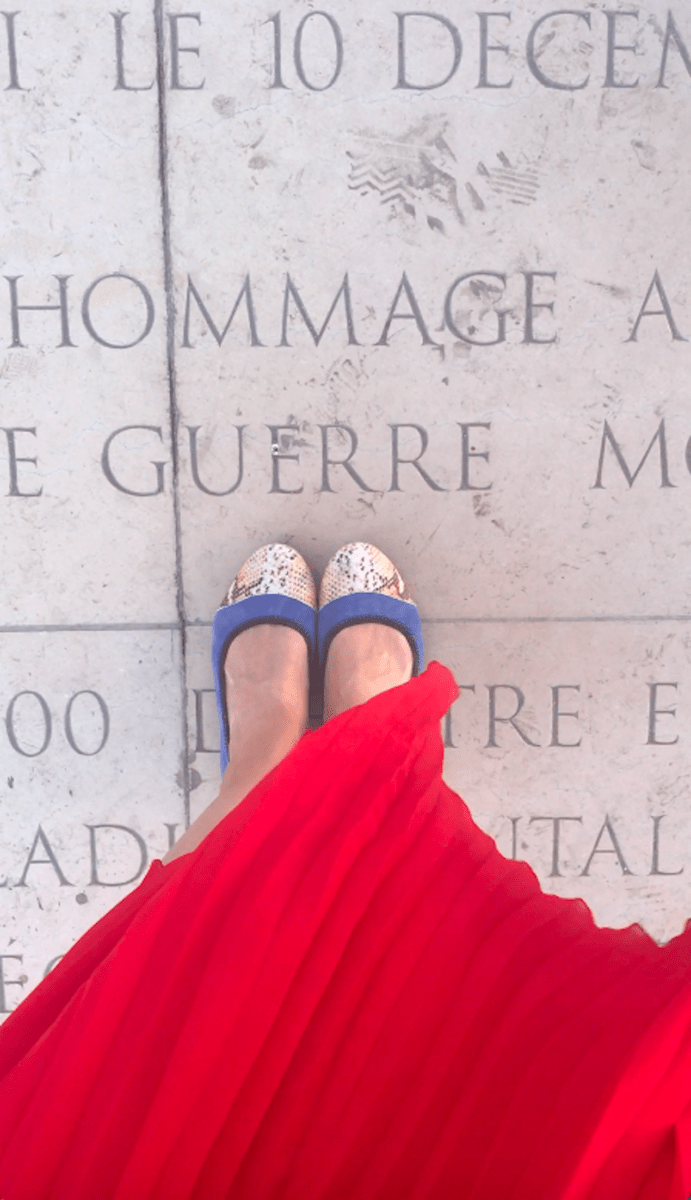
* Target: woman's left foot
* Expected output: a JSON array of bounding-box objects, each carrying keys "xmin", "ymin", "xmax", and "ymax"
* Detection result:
[
  {"xmin": 323, "ymin": 622, "xmax": 412, "ymax": 721},
  {"xmin": 320, "ymin": 543, "xmax": 416, "ymax": 721}
]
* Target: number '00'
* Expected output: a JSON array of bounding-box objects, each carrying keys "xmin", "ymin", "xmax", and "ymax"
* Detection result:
[{"xmin": 5, "ymin": 691, "xmax": 110, "ymax": 757}]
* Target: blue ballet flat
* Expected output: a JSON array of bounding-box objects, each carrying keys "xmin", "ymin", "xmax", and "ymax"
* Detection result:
[
  {"xmin": 316, "ymin": 543, "xmax": 424, "ymax": 677},
  {"xmin": 317, "ymin": 592, "xmax": 424, "ymax": 675},
  {"xmin": 211, "ymin": 547, "xmax": 317, "ymax": 775}
]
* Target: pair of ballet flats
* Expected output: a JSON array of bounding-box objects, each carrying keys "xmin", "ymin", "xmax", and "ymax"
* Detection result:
[{"xmin": 211, "ymin": 543, "xmax": 424, "ymax": 774}]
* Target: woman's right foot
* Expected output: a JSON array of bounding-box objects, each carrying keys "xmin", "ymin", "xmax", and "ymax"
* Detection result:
[
  {"xmin": 223, "ymin": 622, "xmax": 309, "ymax": 790},
  {"xmin": 161, "ymin": 622, "xmax": 309, "ymax": 865},
  {"xmin": 219, "ymin": 544, "xmax": 314, "ymax": 789},
  {"xmin": 162, "ymin": 547, "xmax": 314, "ymax": 864}
]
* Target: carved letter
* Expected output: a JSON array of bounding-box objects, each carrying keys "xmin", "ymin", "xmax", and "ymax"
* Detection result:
[
  {"xmin": 267, "ymin": 424, "xmax": 304, "ymax": 494},
  {"xmin": 64, "ymin": 691, "xmax": 110, "ymax": 756},
  {"xmin": 0, "ymin": 955, "xmax": 25, "ymax": 1013},
  {"xmin": 486, "ymin": 685, "xmax": 540, "ymax": 747},
  {"xmin": 319, "ymin": 424, "xmax": 374, "ymax": 492},
  {"xmin": 17, "ymin": 826, "xmax": 73, "ymax": 887},
  {"xmin": 101, "ymin": 426, "xmax": 166, "ymax": 496},
  {"xmin": 523, "ymin": 271, "xmax": 557, "ymax": 344},
  {"xmin": 477, "ymin": 12, "xmax": 512, "ymax": 88},
  {"xmin": 580, "ymin": 815, "xmax": 632, "ymax": 875},
  {"xmin": 5, "ymin": 275, "xmax": 75, "ymax": 348},
  {"xmin": 458, "ymin": 422, "xmax": 492, "ymax": 491},
  {"xmin": 656, "ymin": 11, "xmax": 691, "ymax": 87},
  {"xmin": 1, "ymin": 11, "xmax": 23, "ymax": 89},
  {"xmin": 6, "ymin": 690, "xmax": 51, "ymax": 755},
  {"xmin": 603, "ymin": 10, "xmax": 640, "ymax": 87},
  {"xmin": 650, "ymin": 814, "xmax": 683, "ymax": 875},
  {"xmin": 646, "ymin": 682, "xmax": 679, "ymax": 745},
  {"xmin": 550, "ymin": 685, "xmax": 582, "ymax": 747},
  {"xmin": 377, "ymin": 273, "xmax": 438, "ymax": 345},
  {"xmin": 85, "ymin": 824, "xmax": 148, "ymax": 886},
  {"xmin": 444, "ymin": 273, "xmax": 507, "ymax": 345},
  {"xmin": 192, "ymin": 688, "xmax": 219, "ymax": 753},
  {"xmin": 294, "ymin": 12, "xmax": 344, "ymax": 91},
  {"xmin": 526, "ymin": 10, "xmax": 591, "ymax": 90},
  {"xmin": 112, "ymin": 12, "xmax": 154, "ymax": 89},
  {"xmin": 389, "ymin": 424, "xmax": 446, "ymax": 491},
  {"xmin": 395, "ymin": 12, "xmax": 462, "ymax": 90},
  {"xmin": 627, "ymin": 271, "xmax": 686, "ymax": 341},
  {"xmin": 2, "ymin": 427, "xmax": 42, "ymax": 496},
  {"xmin": 281, "ymin": 274, "xmax": 358, "ymax": 346},
  {"xmin": 593, "ymin": 420, "xmax": 674, "ymax": 489},
  {"xmin": 82, "ymin": 274, "xmax": 155, "ymax": 348},
  {"xmin": 187, "ymin": 425, "xmax": 245, "ymax": 494},
  {"xmin": 169, "ymin": 13, "xmax": 204, "ymax": 89},
  {"xmin": 529, "ymin": 815, "xmax": 583, "ymax": 876},
  {"xmin": 182, "ymin": 275, "xmax": 263, "ymax": 348}
]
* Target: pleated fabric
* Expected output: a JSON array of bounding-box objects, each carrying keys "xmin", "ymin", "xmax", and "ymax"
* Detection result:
[{"xmin": 1, "ymin": 661, "xmax": 691, "ymax": 1200}]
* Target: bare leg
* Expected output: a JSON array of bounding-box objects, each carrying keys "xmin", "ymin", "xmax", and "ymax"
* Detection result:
[
  {"xmin": 323, "ymin": 623, "xmax": 413, "ymax": 721},
  {"xmin": 161, "ymin": 621, "xmax": 412, "ymax": 864},
  {"xmin": 161, "ymin": 624, "xmax": 309, "ymax": 864}
]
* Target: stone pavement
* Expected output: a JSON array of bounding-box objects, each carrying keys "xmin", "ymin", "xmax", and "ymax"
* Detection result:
[{"xmin": 1, "ymin": 0, "xmax": 690, "ymax": 1018}]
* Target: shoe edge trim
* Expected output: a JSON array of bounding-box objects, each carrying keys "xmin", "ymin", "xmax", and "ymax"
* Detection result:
[
  {"xmin": 212, "ymin": 596, "xmax": 317, "ymax": 776},
  {"xmin": 317, "ymin": 593, "xmax": 423, "ymax": 676}
]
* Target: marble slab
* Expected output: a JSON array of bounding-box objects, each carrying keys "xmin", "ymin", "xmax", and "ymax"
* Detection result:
[
  {"xmin": 0, "ymin": 3, "xmax": 175, "ymax": 625},
  {"xmin": 167, "ymin": 0, "xmax": 691, "ymax": 621}
]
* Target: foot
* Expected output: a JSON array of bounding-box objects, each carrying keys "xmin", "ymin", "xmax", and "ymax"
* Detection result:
[
  {"xmin": 222, "ymin": 622, "xmax": 309, "ymax": 795},
  {"xmin": 161, "ymin": 623, "xmax": 308, "ymax": 864},
  {"xmin": 323, "ymin": 622, "xmax": 413, "ymax": 721},
  {"xmin": 319, "ymin": 543, "xmax": 418, "ymax": 721}
]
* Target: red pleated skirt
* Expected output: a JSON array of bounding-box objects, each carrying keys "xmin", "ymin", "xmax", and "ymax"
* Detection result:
[{"xmin": 1, "ymin": 662, "xmax": 691, "ymax": 1200}]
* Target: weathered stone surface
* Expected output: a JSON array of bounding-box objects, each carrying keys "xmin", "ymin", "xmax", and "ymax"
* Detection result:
[
  {"xmin": 0, "ymin": 628, "xmax": 183, "ymax": 1014},
  {"xmin": 0, "ymin": 5, "xmax": 173, "ymax": 625}
]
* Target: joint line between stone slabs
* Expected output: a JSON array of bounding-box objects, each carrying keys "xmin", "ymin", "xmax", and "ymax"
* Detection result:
[
  {"xmin": 424, "ymin": 619, "xmax": 691, "ymax": 628},
  {"xmin": 3, "ymin": 616, "xmax": 690, "ymax": 634},
  {"xmin": 0, "ymin": 623, "xmax": 181, "ymax": 633},
  {"xmin": 154, "ymin": 0, "xmax": 191, "ymax": 832},
  {"xmin": 422, "ymin": 616, "xmax": 691, "ymax": 624},
  {"xmin": 188, "ymin": 616, "xmax": 691, "ymax": 628}
]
